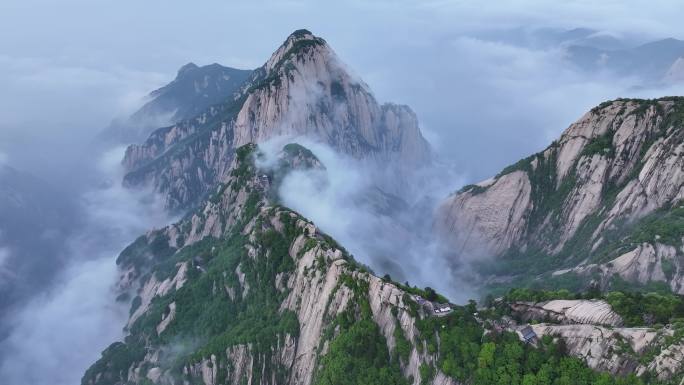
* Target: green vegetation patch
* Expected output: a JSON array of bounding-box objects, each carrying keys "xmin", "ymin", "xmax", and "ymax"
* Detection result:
[
  {"xmin": 314, "ymin": 276, "xmax": 407, "ymax": 385},
  {"xmin": 458, "ymin": 183, "xmax": 488, "ymax": 195},
  {"xmin": 84, "ymin": 206, "xmax": 304, "ymax": 385},
  {"xmin": 580, "ymin": 131, "xmax": 615, "ymax": 157},
  {"xmin": 503, "ymin": 287, "xmax": 684, "ymax": 328}
]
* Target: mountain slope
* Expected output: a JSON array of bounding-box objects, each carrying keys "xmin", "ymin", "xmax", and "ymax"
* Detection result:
[
  {"xmin": 121, "ymin": 30, "xmax": 432, "ymax": 210},
  {"xmin": 134, "ymin": 63, "xmax": 252, "ymax": 124},
  {"xmin": 106, "ymin": 63, "xmax": 252, "ymax": 143},
  {"xmin": 84, "ymin": 143, "xmax": 670, "ymax": 385},
  {"xmin": 83, "ymin": 144, "xmax": 454, "ymax": 385},
  {"xmin": 436, "ymin": 97, "xmax": 684, "ymax": 293}
]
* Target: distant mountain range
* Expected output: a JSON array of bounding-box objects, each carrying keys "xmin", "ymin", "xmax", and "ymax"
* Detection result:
[
  {"xmin": 105, "ymin": 63, "xmax": 252, "ymax": 143},
  {"xmin": 567, "ymin": 37, "xmax": 684, "ymax": 82},
  {"xmin": 480, "ymin": 27, "xmax": 684, "ymax": 84}
]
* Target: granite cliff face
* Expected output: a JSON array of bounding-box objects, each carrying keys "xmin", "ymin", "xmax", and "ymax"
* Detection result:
[
  {"xmin": 100, "ymin": 144, "xmax": 671, "ymax": 385},
  {"xmin": 510, "ymin": 299, "xmax": 624, "ymax": 326},
  {"xmin": 436, "ymin": 98, "xmax": 684, "ymax": 291},
  {"xmin": 122, "ymin": 30, "xmax": 432, "ymax": 210}
]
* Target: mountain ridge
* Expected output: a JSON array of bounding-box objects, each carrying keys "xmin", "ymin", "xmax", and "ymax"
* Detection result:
[
  {"xmin": 436, "ymin": 96, "xmax": 684, "ymax": 294},
  {"xmin": 84, "ymin": 142, "xmax": 675, "ymax": 385},
  {"xmin": 84, "ymin": 143, "xmax": 456, "ymax": 385}
]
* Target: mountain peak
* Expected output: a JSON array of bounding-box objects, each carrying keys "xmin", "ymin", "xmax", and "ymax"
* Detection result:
[
  {"xmin": 283, "ymin": 28, "xmax": 326, "ymax": 47},
  {"xmin": 264, "ymin": 29, "xmax": 327, "ymax": 74},
  {"xmin": 122, "ymin": 29, "xmax": 431, "ymax": 210},
  {"xmin": 177, "ymin": 62, "xmax": 199, "ymax": 77},
  {"xmin": 287, "ymin": 28, "xmax": 315, "ymax": 41}
]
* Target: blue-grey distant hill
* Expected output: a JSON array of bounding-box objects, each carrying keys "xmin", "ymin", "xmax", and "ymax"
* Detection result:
[
  {"xmin": 480, "ymin": 27, "xmax": 684, "ymax": 84},
  {"xmin": 106, "ymin": 63, "xmax": 252, "ymax": 143}
]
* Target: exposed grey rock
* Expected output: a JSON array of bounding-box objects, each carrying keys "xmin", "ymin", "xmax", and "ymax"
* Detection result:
[
  {"xmin": 436, "ymin": 170, "xmax": 532, "ymax": 258},
  {"xmin": 531, "ymin": 323, "xmax": 654, "ymax": 375},
  {"xmin": 512, "ymin": 300, "xmax": 684, "ymax": 379},
  {"xmin": 511, "ymin": 299, "xmax": 624, "ymax": 326},
  {"xmin": 553, "ymin": 242, "xmax": 684, "ymax": 293}
]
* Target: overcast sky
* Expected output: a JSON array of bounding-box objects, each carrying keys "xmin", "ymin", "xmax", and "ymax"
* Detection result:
[{"xmin": 2, "ymin": 0, "xmax": 684, "ymax": 182}]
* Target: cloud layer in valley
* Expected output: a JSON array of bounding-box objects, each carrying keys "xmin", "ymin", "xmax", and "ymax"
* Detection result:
[
  {"xmin": 257, "ymin": 137, "xmax": 474, "ymax": 302},
  {"xmin": 0, "ymin": 147, "xmax": 173, "ymax": 385}
]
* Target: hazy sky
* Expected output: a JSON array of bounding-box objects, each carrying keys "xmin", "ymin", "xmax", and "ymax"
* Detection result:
[{"xmin": 2, "ymin": 0, "xmax": 684, "ymax": 181}]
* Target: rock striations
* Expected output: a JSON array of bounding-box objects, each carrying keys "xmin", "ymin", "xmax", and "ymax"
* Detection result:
[
  {"xmin": 436, "ymin": 98, "xmax": 684, "ymax": 291},
  {"xmin": 510, "ymin": 299, "xmax": 624, "ymax": 326},
  {"xmin": 509, "ymin": 299, "xmax": 684, "ymax": 380}
]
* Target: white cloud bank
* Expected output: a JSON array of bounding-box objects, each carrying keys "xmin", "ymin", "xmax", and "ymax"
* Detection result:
[
  {"xmin": 0, "ymin": 147, "xmax": 173, "ymax": 385},
  {"xmin": 258, "ymin": 137, "xmax": 474, "ymax": 302}
]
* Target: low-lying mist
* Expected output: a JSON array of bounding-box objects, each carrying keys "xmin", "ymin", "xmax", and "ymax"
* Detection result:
[
  {"xmin": 0, "ymin": 147, "xmax": 173, "ymax": 385},
  {"xmin": 258, "ymin": 137, "xmax": 476, "ymax": 303}
]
